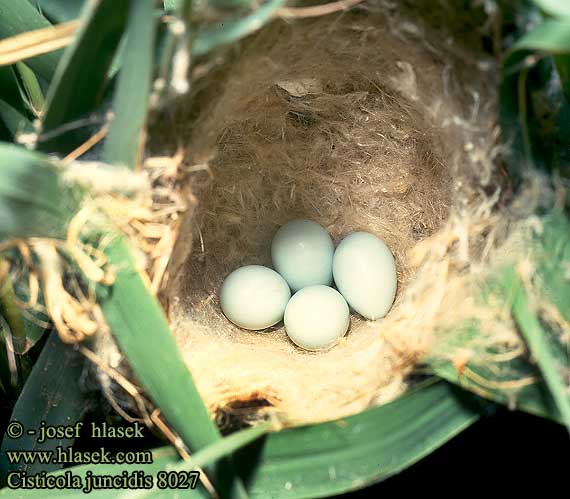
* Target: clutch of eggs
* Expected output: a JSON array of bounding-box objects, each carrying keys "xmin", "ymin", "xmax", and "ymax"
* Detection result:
[{"xmin": 219, "ymin": 219, "xmax": 397, "ymax": 351}]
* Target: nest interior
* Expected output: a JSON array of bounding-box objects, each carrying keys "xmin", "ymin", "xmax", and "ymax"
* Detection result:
[{"xmin": 154, "ymin": 4, "xmax": 502, "ymax": 427}]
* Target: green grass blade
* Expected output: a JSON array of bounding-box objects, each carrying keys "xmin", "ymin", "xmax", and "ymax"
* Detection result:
[
  {"xmin": 0, "ymin": 330, "xmax": 90, "ymax": 483},
  {"xmin": 433, "ymin": 360, "xmax": 561, "ymax": 423},
  {"xmin": 242, "ymin": 381, "xmax": 479, "ymax": 498},
  {"xmin": 0, "ymin": 262, "xmax": 25, "ymax": 354},
  {"xmin": 554, "ymin": 54, "xmax": 570, "ymax": 102},
  {"xmin": 531, "ymin": 211, "xmax": 570, "ymax": 327},
  {"xmin": 527, "ymin": 214, "xmax": 570, "ymax": 398},
  {"xmin": 5, "ymin": 423, "xmax": 271, "ymax": 498},
  {"xmin": 0, "ymin": 0, "xmax": 59, "ymax": 81},
  {"xmin": 15, "ymin": 62, "xmax": 44, "ymax": 118},
  {"xmin": 127, "ymin": 423, "xmax": 271, "ymax": 498},
  {"xmin": 97, "ymin": 236, "xmax": 247, "ymax": 498},
  {"xmin": 156, "ymin": 2, "xmax": 184, "ymax": 89},
  {"xmin": 533, "ymin": 0, "xmax": 570, "ymax": 18},
  {"xmin": 163, "ymin": 0, "xmax": 181, "ymax": 11},
  {"xmin": 97, "ymin": 237, "xmax": 219, "ymax": 449},
  {"xmin": 192, "ymin": 0, "xmax": 285, "ymax": 56},
  {"xmin": 0, "ymin": 321, "xmax": 14, "ymax": 397},
  {"xmin": 0, "ymin": 100, "xmax": 32, "ymax": 137},
  {"xmin": 0, "ymin": 144, "xmax": 77, "ymax": 242},
  {"xmin": 431, "ymin": 211, "xmax": 570, "ymax": 425},
  {"xmin": 511, "ymin": 271, "xmax": 570, "ymax": 430},
  {"xmin": 511, "ymin": 211, "xmax": 570, "ymax": 429},
  {"xmin": 103, "ymin": 0, "xmax": 157, "ymax": 169},
  {"xmin": 34, "ymin": 0, "xmax": 86, "ymax": 23},
  {"xmin": 38, "ymin": 0, "xmax": 130, "ymax": 154},
  {"xmin": 1, "ymin": 248, "xmax": 49, "ymax": 355},
  {"xmin": 4, "ymin": 382, "xmax": 480, "ymax": 498},
  {"xmin": 107, "ymin": 35, "xmax": 126, "ymax": 80},
  {"xmin": 169, "ymin": 422, "xmax": 271, "ymax": 473},
  {"xmin": 0, "ymin": 67, "xmax": 27, "ymax": 116},
  {"xmin": 501, "ymin": 19, "xmax": 570, "ymax": 180},
  {"xmin": 510, "ymin": 18, "xmax": 570, "ymax": 53}
]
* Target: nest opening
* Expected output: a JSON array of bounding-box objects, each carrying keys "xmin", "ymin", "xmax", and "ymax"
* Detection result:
[{"xmin": 154, "ymin": 6, "xmax": 502, "ymax": 426}]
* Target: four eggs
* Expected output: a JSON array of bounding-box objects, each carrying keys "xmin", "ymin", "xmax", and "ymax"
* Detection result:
[{"xmin": 220, "ymin": 219, "xmax": 397, "ymax": 351}]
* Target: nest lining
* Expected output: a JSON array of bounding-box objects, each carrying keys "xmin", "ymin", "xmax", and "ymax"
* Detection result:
[{"xmin": 153, "ymin": 5, "xmax": 509, "ymax": 426}]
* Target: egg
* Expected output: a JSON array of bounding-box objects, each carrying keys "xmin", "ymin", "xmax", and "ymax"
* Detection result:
[
  {"xmin": 332, "ymin": 232, "xmax": 397, "ymax": 320},
  {"xmin": 220, "ymin": 265, "xmax": 291, "ymax": 330},
  {"xmin": 271, "ymin": 219, "xmax": 334, "ymax": 292},
  {"xmin": 284, "ymin": 285, "xmax": 350, "ymax": 351}
]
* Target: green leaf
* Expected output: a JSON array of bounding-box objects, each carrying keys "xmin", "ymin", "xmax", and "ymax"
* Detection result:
[
  {"xmin": 2, "ymin": 382, "xmax": 480, "ymax": 498},
  {"xmin": 163, "ymin": 0, "xmax": 181, "ymax": 11},
  {"xmin": 103, "ymin": 0, "xmax": 157, "ymax": 169},
  {"xmin": 431, "ymin": 211, "xmax": 570, "ymax": 425},
  {"xmin": 0, "ymin": 320, "xmax": 15, "ymax": 397},
  {"xmin": 38, "ymin": 0, "xmax": 130, "ymax": 154},
  {"xmin": 511, "ymin": 270, "xmax": 570, "ymax": 430},
  {"xmin": 0, "ymin": 255, "xmax": 41, "ymax": 393},
  {"xmin": 0, "ymin": 0, "xmax": 60, "ymax": 81},
  {"xmin": 192, "ymin": 0, "xmax": 286, "ymax": 56},
  {"xmin": 533, "ymin": 0, "xmax": 570, "ymax": 19},
  {"xmin": 156, "ymin": 6, "xmax": 183, "ymax": 94},
  {"xmin": 107, "ymin": 35, "xmax": 126, "ymax": 81},
  {"xmin": 0, "ymin": 260, "xmax": 26, "ymax": 354},
  {"xmin": 0, "ymin": 248, "xmax": 49, "ymax": 355},
  {"xmin": 532, "ymin": 211, "xmax": 570, "ymax": 324},
  {"xmin": 97, "ymin": 237, "xmax": 219, "ymax": 451},
  {"xmin": 0, "ymin": 100, "xmax": 32, "ymax": 137},
  {"xmin": 510, "ymin": 18, "xmax": 570, "ymax": 53},
  {"xmin": 0, "ymin": 144, "xmax": 78, "ymax": 242},
  {"xmin": 433, "ymin": 360, "xmax": 561, "ymax": 423},
  {"xmin": 0, "ymin": 330, "xmax": 90, "ymax": 484},
  {"xmin": 501, "ymin": 20, "xmax": 570, "ymax": 180},
  {"xmin": 26, "ymin": 424, "xmax": 272, "ymax": 498},
  {"xmin": 170, "ymin": 422, "xmax": 271, "ymax": 474},
  {"xmin": 554, "ymin": 54, "xmax": 570, "ymax": 103},
  {"xmin": 0, "ymin": 67, "xmax": 27, "ymax": 116},
  {"xmin": 241, "ymin": 381, "xmax": 479, "ymax": 498},
  {"xmin": 97, "ymin": 236, "xmax": 247, "ymax": 498},
  {"xmin": 510, "ymin": 211, "xmax": 570, "ymax": 430},
  {"xmin": 33, "ymin": 0, "xmax": 86, "ymax": 23},
  {"xmin": 15, "ymin": 62, "xmax": 44, "ymax": 118}
]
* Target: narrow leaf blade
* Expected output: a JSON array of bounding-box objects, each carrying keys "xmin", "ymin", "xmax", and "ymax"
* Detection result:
[
  {"xmin": 242, "ymin": 381, "xmax": 479, "ymax": 498},
  {"xmin": 0, "ymin": 144, "xmax": 77, "ymax": 242},
  {"xmin": 97, "ymin": 236, "xmax": 247, "ymax": 498},
  {"xmin": 103, "ymin": 0, "xmax": 157, "ymax": 169},
  {"xmin": 532, "ymin": 0, "xmax": 570, "ymax": 19},
  {"xmin": 0, "ymin": 100, "xmax": 32, "ymax": 137},
  {"xmin": 1, "ymin": 382, "xmax": 480, "ymax": 498},
  {"xmin": 34, "ymin": 0, "xmax": 86, "ymax": 23},
  {"xmin": 0, "ymin": 330, "xmax": 90, "ymax": 483},
  {"xmin": 38, "ymin": 0, "xmax": 130, "ymax": 154},
  {"xmin": 192, "ymin": 0, "xmax": 286, "ymax": 56},
  {"xmin": 0, "ymin": 0, "xmax": 59, "ymax": 81},
  {"xmin": 511, "ymin": 272, "xmax": 570, "ymax": 429}
]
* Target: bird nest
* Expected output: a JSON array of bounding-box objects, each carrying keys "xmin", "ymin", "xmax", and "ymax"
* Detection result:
[{"xmin": 129, "ymin": 3, "xmax": 549, "ymax": 427}]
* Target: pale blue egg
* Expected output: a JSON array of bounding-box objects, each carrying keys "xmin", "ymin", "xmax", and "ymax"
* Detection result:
[
  {"xmin": 220, "ymin": 265, "xmax": 291, "ymax": 330},
  {"xmin": 271, "ymin": 219, "xmax": 334, "ymax": 292},
  {"xmin": 333, "ymin": 232, "xmax": 397, "ymax": 320},
  {"xmin": 284, "ymin": 285, "xmax": 350, "ymax": 351}
]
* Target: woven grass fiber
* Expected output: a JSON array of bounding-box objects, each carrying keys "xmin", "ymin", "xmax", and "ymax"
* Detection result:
[{"xmin": 146, "ymin": 2, "xmax": 550, "ymax": 427}]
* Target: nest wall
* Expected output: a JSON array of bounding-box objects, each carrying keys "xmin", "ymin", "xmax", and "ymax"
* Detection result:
[{"xmin": 150, "ymin": 4, "xmax": 516, "ymax": 426}]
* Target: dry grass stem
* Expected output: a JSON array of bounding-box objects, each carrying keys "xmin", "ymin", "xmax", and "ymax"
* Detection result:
[{"xmin": 0, "ymin": 20, "xmax": 80, "ymax": 66}]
